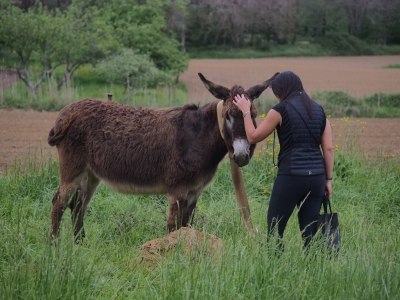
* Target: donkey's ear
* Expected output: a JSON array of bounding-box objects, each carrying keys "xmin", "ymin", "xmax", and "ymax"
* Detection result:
[
  {"xmin": 246, "ymin": 72, "xmax": 280, "ymax": 100},
  {"xmin": 198, "ymin": 73, "xmax": 230, "ymax": 100}
]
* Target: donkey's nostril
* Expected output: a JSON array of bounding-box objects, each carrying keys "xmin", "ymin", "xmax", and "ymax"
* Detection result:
[{"xmin": 234, "ymin": 154, "xmax": 250, "ymax": 167}]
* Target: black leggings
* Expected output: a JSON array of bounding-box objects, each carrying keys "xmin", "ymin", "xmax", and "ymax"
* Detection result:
[{"xmin": 267, "ymin": 174, "xmax": 325, "ymax": 248}]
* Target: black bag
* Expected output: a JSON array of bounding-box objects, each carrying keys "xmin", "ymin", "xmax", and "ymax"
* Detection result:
[{"xmin": 318, "ymin": 196, "xmax": 340, "ymax": 255}]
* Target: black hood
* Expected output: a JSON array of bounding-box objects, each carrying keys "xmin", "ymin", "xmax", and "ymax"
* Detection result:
[{"xmin": 271, "ymin": 71, "xmax": 304, "ymax": 101}]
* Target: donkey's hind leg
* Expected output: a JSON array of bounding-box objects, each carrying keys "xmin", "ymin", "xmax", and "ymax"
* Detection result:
[
  {"xmin": 52, "ymin": 144, "xmax": 88, "ymax": 241},
  {"xmin": 69, "ymin": 171, "xmax": 99, "ymax": 242},
  {"xmin": 51, "ymin": 179, "xmax": 80, "ymax": 240}
]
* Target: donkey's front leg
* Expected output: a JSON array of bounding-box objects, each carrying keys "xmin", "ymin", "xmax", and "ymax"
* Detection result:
[
  {"xmin": 167, "ymin": 195, "xmax": 187, "ymax": 232},
  {"xmin": 181, "ymin": 189, "xmax": 202, "ymax": 227}
]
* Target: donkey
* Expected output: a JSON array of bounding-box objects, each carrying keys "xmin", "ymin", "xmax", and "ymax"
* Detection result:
[{"xmin": 48, "ymin": 72, "xmax": 278, "ymax": 241}]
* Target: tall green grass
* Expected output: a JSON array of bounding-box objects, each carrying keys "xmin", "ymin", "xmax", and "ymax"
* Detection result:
[
  {"xmin": 385, "ymin": 64, "xmax": 400, "ymax": 69},
  {"xmin": 1, "ymin": 143, "xmax": 399, "ymax": 299},
  {"xmin": 255, "ymin": 91, "xmax": 400, "ymax": 118},
  {"xmin": 0, "ymin": 65, "xmax": 187, "ymax": 111},
  {"xmin": 189, "ymin": 43, "xmax": 400, "ymax": 59},
  {"xmin": 188, "ymin": 43, "xmax": 330, "ymax": 59}
]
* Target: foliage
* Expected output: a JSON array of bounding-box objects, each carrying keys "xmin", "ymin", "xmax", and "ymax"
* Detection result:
[
  {"xmin": 0, "ymin": 0, "xmax": 117, "ymax": 92},
  {"xmin": 184, "ymin": 0, "xmax": 400, "ymax": 51},
  {"xmin": 189, "ymin": 43, "xmax": 330, "ymax": 59},
  {"xmin": 0, "ymin": 3, "xmax": 59, "ymax": 92},
  {"xmin": 2, "ymin": 0, "xmax": 400, "ymax": 67},
  {"xmin": 386, "ymin": 64, "xmax": 400, "ymax": 68},
  {"xmin": 317, "ymin": 32, "xmax": 374, "ymax": 56},
  {"xmin": 96, "ymin": 49, "xmax": 170, "ymax": 90},
  {"xmin": 0, "ymin": 64, "xmax": 188, "ymax": 111},
  {"xmin": 364, "ymin": 93, "xmax": 400, "ymax": 108},
  {"xmin": 1, "ymin": 146, "xmax": 400, "ymax": 299},
  {"xmin": 52, "ymin": 1, "xmax": 118, "ymax": 89},
  {"xmin": 0, "ymin": 0, "xmax": 187, "ymax": 95},
  {"xmin": 255, "ymin": 91, "xmax": 400, "ymax": 118},
  {"xmin": 188, "ymin": 43, "xmax": 400, "ymax": 59},
  {"xmin": 100, "ymin": 0, "xmax": 188, "ymax": 76},
  {"xmin": 298, "ymin": 0, "xmax": 348, "ymax": 39},
  {"xmin": 312, "ymin": 91, "xmax": 400, "ymax": 118}
]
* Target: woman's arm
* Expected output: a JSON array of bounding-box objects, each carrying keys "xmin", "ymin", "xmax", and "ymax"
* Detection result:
[
  {"xmin": 234, "ymin": 94, "xmax": 281, "ymax": 144},
  {"xmin": 321, "ymin": 118, "xmax": 334, "ymax": 196}
]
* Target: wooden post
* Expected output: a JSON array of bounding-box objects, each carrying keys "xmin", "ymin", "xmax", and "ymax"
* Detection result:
[{"xmin": 107, "ymin": 93, "xmax": 112, "ymax": 101}]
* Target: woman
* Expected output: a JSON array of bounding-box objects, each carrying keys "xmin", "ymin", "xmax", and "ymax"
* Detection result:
[{"xmin": 233, "ymin": 71, "xmax": 334, "ymax": 248}]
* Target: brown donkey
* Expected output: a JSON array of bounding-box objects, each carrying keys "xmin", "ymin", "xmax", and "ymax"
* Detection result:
[{"xmin": 48, "ymin": 73, "xmax": 278, "ymax": 241}]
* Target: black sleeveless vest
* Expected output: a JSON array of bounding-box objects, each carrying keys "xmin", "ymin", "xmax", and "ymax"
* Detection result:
[{"xmin": 272, "ymin": 93, "xmax": 326, "ymax": 176}]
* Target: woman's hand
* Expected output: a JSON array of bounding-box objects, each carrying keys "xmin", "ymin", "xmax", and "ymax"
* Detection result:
[
  {"xmin": 233, "ymin": 94, "xmax": 251, "ymax": 115},
  {"xmin": 325, "ymin": 179, "xmax": 332, "ymax": 197}
]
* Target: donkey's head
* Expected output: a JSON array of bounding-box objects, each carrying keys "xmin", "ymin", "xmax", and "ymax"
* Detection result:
[{"xmin": 198, "ymin": 72, "xmax": 279, "ymax": 167}]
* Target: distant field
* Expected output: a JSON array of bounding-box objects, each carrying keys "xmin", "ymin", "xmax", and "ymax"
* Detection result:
[
  {"xmin": 179, "ymin": 55, "xmax": 400, "ymax": 102},
  {"xmin": 1, "ymin": 56, "xmax": 400, "ymax": 174}
]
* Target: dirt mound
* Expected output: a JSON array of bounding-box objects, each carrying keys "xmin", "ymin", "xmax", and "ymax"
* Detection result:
[{"xmin": 138, "ymin": 227, "xmax": 223, "ymax": 267}]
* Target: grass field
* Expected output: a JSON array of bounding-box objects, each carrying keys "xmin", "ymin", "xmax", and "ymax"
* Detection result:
[
  {"xmin": 1, "ymin": 143, "xmax": 400, "ymax": 299},
  {"xmin": 1, "ymin": 56, "xmax": 400, "ymax": 299}
]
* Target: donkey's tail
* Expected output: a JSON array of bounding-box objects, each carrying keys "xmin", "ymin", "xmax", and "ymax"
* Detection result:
[
  {"xmin": 48, "ymin": 127, "xmax": 63, "ymax": 146},
  {"xmin": 48, "ymin": 114, "xmax": 76, "ymax": 147}
]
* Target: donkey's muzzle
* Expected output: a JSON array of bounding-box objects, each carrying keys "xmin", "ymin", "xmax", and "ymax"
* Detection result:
[{"xmin": 233, "ymin": 154, "xmax": 250, "ymax": 167}]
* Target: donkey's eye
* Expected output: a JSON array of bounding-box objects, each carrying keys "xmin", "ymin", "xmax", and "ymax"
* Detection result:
[{"xmin": 225, "ymin": 114, "xmax": 233, "ymax": 129}]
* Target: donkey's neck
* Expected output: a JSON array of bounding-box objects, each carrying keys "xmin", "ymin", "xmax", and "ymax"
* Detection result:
[{"xmin": 198, "ymin": 101, "xmax": 228, "ymax": 166}]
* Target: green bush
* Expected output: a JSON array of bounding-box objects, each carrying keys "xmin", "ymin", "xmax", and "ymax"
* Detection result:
[
  {"xmin": 313, "ymin": 91, "xmax": 361, "ymax": 117},
  {"xmin": 96, "ymin": 49, "xmax": 171, "ymax": 90},
  {"xmin": 312, "ymin": 91, "xmax": 400, "ymax": 117},
  {"xmin": 364, "ymin": 93, "xmax": 400, "ymax": 107}
]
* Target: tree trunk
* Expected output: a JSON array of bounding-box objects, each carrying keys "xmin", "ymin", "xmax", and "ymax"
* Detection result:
[
  {"xmin": 18, "ymin": 69, "xmax": 45, "ymax": 93},
  {"xmin": 180, "ymin": 29, "xmax": 186, "ymax": 53}
]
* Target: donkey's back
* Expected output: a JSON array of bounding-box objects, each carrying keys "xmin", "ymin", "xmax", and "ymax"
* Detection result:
[{"xmin": 49, "ymin": 99, "xmax": 188, "ymax": 187}]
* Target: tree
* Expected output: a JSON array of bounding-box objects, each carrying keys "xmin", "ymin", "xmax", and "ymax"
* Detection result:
[
  {"xmin": 270, "ymin": 0, "xmax": 300, "ymax": 44},
  {"xmin": 97, "ymin": 49, "xmax": 169, "ymax": 90},
  {"xmin": 0, "ymin": 1, "xmax": 117, "ymax": 92},
  {"xmin": 166, "ymin": 0, "xmax": 189, "ymax": 53},
  {"xmin": 298, "ymin": 0, "xmax": 348, "ymax": 39},
  {"xmin": 188, "ymin": 0, "xmax": 251, "ymax": 48},
  {"xmin": 0, "ymin": 3, "xmax": 60, "ymax": 93},
  {"xmin": 101, "ymin": 0, "xmax": 188, "ymax": 77},
  {"xmin": 54, "ymin": 2, "xmax": 117, "ymax": 89},
  {"xmin": 367, "ymin": 0, "xmax": 400, "ymax": 44},
  {"xmin": 341, "ymin": 0, "xmax": 371, "ymax": 37}
]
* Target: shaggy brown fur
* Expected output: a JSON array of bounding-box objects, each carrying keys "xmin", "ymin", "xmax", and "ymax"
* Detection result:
[{"xmin": 48, "ymin": 73, "xmax": 278, "ymax": 241}]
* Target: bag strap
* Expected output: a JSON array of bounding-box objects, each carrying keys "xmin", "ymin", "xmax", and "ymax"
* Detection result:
[
  {"xmin": 322, "ymin": 195, "xmax": 333, "ymax": 214},
  {"xmin": 286, "ymin": 101, "xmax": 320, "ymax": 145},
  {"xmin": 272, "ymin": 129, "xmax": 278, "ymax": 167}
]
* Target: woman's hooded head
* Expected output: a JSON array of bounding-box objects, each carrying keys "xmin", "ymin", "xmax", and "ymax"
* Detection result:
[{"xmin": 271, "ymin": 71, "xmax": 304, "ymax": 101}]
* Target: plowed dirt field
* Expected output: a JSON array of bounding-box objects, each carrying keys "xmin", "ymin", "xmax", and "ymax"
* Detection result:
[{"xmin": 1, "ymin": 56, "xmax": 400, "ymax": 174}]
